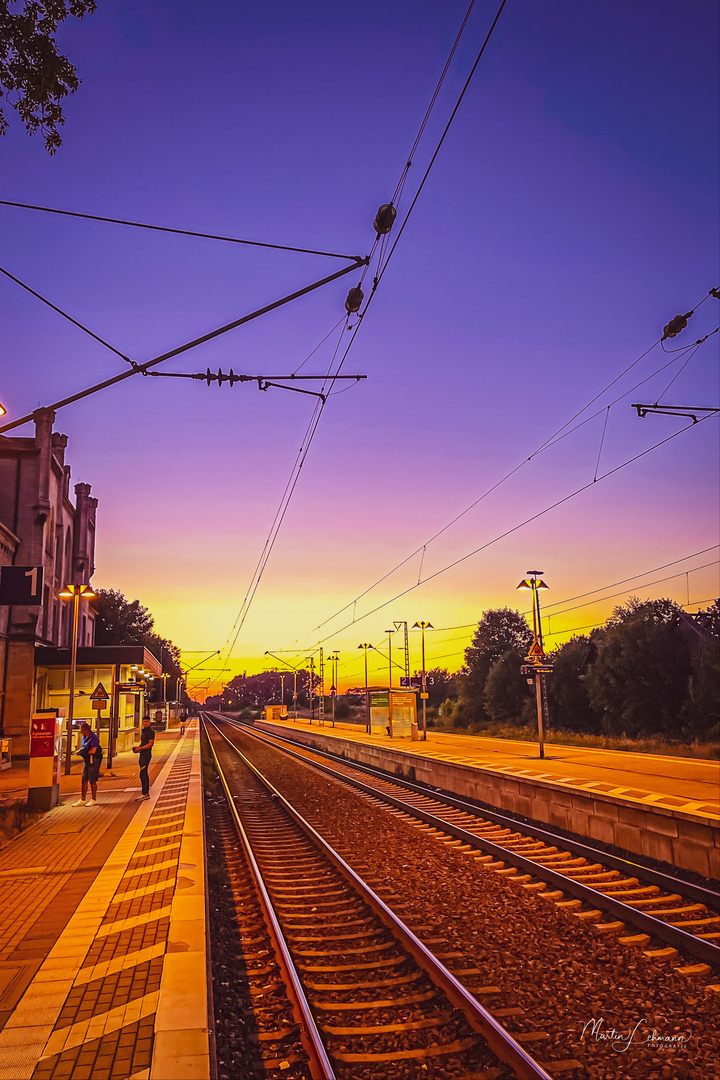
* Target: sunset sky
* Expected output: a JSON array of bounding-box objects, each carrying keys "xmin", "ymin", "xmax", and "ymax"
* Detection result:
[{"xmin": 1, "ymin": 0, "xmax": 718, "ymax": 698}]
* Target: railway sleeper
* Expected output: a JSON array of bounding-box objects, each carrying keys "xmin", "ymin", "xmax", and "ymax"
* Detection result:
[
  {"xmin": 304, "ymin": 972, "xmax": 426, "ymax": 991},
  {"xmin": 331, "ymin": 1034, "xmax": 477, "ymax": 1063},
  {"xmin": 312, "ymin": 991, "xmax": 439, "ymax": 1009},
  {"xmin": 322, "ymin": 1013, "xmax": 453, "ymax": 1035},
  {"xmin": 293, "ymin": 941, "xmax": 399, "ymax": 956},
  {"xmin": 287, "ymin": 928, "xmax": 385, "ymax": 943}
]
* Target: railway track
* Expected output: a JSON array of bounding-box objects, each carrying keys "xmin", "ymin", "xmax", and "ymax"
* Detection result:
[
  {"xmin": 210, "ymin": 714, "xmax": 719, "ymax": 972},
  {"xmin": 202, "ymin": 714, "xmax": 558, "ymax": 1080}
]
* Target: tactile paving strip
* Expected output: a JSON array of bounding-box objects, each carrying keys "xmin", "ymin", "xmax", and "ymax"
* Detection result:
[{"xmin": 30, "ymin": 738, "xmax": 196, "ymax": 1080}]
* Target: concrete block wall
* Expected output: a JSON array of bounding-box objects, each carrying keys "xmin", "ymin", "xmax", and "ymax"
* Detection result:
[{"xmin": 258, "ymin": 722, "xmax": 719, "ymax": 880}]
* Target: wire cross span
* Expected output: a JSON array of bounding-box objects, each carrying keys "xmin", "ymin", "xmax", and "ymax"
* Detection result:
[{"xmin": 145, "ymin": 368, "xmax": 366, "ymax": 404}]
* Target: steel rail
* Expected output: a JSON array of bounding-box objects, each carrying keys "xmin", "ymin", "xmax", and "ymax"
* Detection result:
[
  {"xmin": 204, "ymin": 713, "xmax": 554, "ymax": 1080},
  {"xmin": 251, "ymin": 720, "xmax": 719, "ymax": 906},
  {"xmin": 201, "ymin": 717, "xmax": 335, "ymax": 1080},
  {"xmin": 219, "ymin": 717, "xmax": 720, "ymax": 966}
]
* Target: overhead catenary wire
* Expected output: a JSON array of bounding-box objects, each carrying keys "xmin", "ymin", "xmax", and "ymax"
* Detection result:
[
  {"xmin": 309, "ymin": 299, "xmax": 717, "ymax": 635},
  {"xmin": 0, "ymin": 259, "xmax": 364, "ymax": 435},
  {"xmin": 218, "ymin": 0, "xmax": 508, "ymax": 662},
  {"xmin": 286, "ymin": 549, "xmax": 720, "ymax": 665},
  {"xmin": 0, "ymin": 198, "xmax": 361, "ymax": 260},
  {"xmin": 0, "ymin": 264, "xmax": 136, "ymax": 368},
  {"xmin": 298, "ymin": 412, "xmax": 718, "ymax": 650}
]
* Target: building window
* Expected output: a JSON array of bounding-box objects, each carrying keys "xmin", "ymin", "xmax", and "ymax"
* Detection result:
[{"xmin": 47, "ymin": 669, "xmax": 66, "ymax": 691}]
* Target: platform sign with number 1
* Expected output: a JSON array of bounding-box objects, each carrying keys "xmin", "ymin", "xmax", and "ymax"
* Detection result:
[{"xmin": 0, "ymin": 566, "xmax": 44, "ymax": 606}]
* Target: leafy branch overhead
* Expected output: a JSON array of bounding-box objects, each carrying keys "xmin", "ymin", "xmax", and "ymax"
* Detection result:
[{"xmin": 0, "ymin": 0, "xmax": 96, "ymax": 153}]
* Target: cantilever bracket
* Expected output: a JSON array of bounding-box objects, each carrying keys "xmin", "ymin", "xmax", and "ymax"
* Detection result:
[
  {"xmin": 257, "ymin": 379, "xmax": 326, "ymax": 402},
  {"xmin": 632, "ymin": 403, "xmax": 720, "ymax": 424}
]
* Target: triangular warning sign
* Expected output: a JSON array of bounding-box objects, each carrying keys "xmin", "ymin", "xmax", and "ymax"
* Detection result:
[
  {"xmin": 91, "ymin": 682, "xmax": 110, "ymax": 700},
  {"xmin": 526, "ymin": 638, "xmax": 544, "ymax": 659}
]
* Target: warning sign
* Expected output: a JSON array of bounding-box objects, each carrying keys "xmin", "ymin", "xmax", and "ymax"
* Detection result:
[
  {"xmin": 90, "ymin": 682, "xmax": 110, "ymax": 709},
  {"xmin": 525, "ymin": 638, "xmax": 544, "ymax": 661}
]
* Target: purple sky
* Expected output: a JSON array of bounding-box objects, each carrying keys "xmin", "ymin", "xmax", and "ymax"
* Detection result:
[{"xmin": 1, "ymin": 0, "xmax": 718, "ymax": 695}]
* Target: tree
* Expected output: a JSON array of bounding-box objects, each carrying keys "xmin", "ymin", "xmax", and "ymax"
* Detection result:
[
  {"xmin": 93, "ymin": 588, "xmax": 183, "ymax": 688},
  {"xmin": 458, "ymin": 608, "xmax": 533, "ymax": 725},
  {"xmin": 93, "ymin": 588, "xmax": 154, "ymax": 646},
  {"xmin": 411, "ymin": 667, "xmax": 456, "ymax": 708},
  {"xmin": 585, "ymin": 597, "xmax": 691, "ymax": 737},
  {"xmin": 546, "ymin": 636, "xmax": 602, "ymax": 734},
  {"xmin": 1, "ymin": 0, "xmax": 96, "ymax": 153},
  {"xmin": 484, "ymin": 650, "xmax": 532, "ymax": 723}
]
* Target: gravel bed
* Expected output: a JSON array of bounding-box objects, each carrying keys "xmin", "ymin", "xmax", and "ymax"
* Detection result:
[
  {"xmin": 228, "ymin": 730, "xmax": 720, "ymax": 1080},
  {"xmin": 204, "ymin": 759, "xmax": 313, "ymax": 1080}
]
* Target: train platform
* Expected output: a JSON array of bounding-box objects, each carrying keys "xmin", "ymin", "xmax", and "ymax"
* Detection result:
[
  {"xmin": 254, "ymin": 716, "xmax": 720, "ymax": 878},
  {"xmin": 0, "ymin": 722, "xmax": 208, "ymax": 1080}
]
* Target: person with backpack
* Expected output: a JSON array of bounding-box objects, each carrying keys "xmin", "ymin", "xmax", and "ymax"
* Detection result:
[{"xmin": 72, "ymin": 722, "xmax": 102, "ymax": 806}]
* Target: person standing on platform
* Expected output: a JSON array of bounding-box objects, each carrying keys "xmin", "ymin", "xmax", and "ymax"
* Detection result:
[
  {"xmin": 72, "ymin": 722, "xmax": 102, "ymax": 806},
  {"xmin": 132, "ymin": 716, "xmax": 155, "ymax": 801}
]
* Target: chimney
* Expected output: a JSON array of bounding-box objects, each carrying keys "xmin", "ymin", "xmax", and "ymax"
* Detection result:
[
  {"xmin": 73, "ymin": 482, "xmax": 92, "ymax": 584},
  {"xmin": 52, "ymin": 432, "xmax": 68, "ymax": 467}
]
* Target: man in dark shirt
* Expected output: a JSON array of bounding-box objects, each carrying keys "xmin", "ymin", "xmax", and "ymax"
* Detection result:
[
  {"xmin": 132, "ymin": 716, "xmax": 155, "ymax": 801},
  {"xmin": 72, "ymin": 722, "xmax": 102, "ymax": 807}
]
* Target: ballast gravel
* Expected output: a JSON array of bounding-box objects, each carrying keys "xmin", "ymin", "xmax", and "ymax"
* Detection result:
[{"xmin": 227, "ymin": 730, "xmax": 720, "ymax": 1080}]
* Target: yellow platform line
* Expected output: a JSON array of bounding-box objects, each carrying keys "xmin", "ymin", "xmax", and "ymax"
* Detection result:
[
  {"xmin": 121, "ymin": 857, "xmax": 179, "ymax": 879},
  {"xmin": 75, "ymin": 941, "xmax": 167, "ymax": 985},
  {"xmin": 113, "ymin": 876, "xmax": 177, "ymax": 904},
  {"xmin": 97, "ymin": 905, "xmax": 174, "ymax": 939},
  {"xmin": 0, "ymin": 734, "xmax": 190, "ymax": 1080},
  {"xmin": 129, "ymin": 840, "xmax": 182, "ymax": 859},
  {"xmin": 40, "ymin": 991, "xmax": 159, "ymax": 1059}
]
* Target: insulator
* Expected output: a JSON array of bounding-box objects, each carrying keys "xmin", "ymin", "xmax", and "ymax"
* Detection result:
[
  {"xmin": 373, "ymin": 203, "xmax": 396, "ymax": 235},
  {"xmin": 345, "ymin": 285, "xmax": 364, "ymax": 314},
  {"xmin": 205, "ymin": 367, "xmax": 213, "ymax": 386},
  {"xmin": 217, "ymin": 369, "xmax": 226, "ymax": 386},
  {"xmin": 662, "ymin": 311, "xmax": 693, "ymax": 339},
  {"xmin": 228, "ymin": 368, "xmax": 238, "ymax": 386}
]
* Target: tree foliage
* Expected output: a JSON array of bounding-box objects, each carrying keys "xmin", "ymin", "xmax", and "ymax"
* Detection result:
[
  {"xmin": 484, "ymin": 650, "xmax": 532, "ymax": 723},
  {"xmin": 458, "ymin": 608, "xmax": 533, "ymax": 725},
  {"xmin": 0, "ymin": 0, "xmax": 96, "ymax": 153},
  {"xmin": 225, "ymin": 668, "xmax": 318, "ymax": 708},
  {"xmin": 584, "ymin": 597, "xmax": 692, "ymax": 737},
  {"xmin": 546, "ymin": 636, "xmax": 602, "ymax": 733},
  {"xmin": 412, "ymin": 667, "xmax": 456, "ymax": 708},
  {"xmin": 93, "ymin": 588, "xmax": 182, "ymax": 679}
]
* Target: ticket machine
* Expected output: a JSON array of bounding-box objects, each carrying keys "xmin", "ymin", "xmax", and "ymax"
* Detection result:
[{"xmin": 28, "ymin": 709, "xmax": 64, "ymax": 811}]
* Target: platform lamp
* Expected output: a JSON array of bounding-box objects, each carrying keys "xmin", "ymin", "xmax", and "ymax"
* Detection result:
[
  {"xmin": 517, "ymin": 571, "xmax": 549, "ymax": 759},
  {"xmin": 358, "ymin": 644, "xmax": 373, "ymax": 733},
  {"xmin": 412, "ymin": 621, "xmax": 433, "ymax": 740},
  {"xmin": 58, "ymin": 583, "xmax": 96, "ymax": 774}
]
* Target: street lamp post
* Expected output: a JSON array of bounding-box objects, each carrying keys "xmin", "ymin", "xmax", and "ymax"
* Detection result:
[
  {"xmin": 279, "ymin": 672, "xmax": 286, "ymax": 714},
  {"xmin": 517, "ymin": 571, "xmax": 550, "ymax": 759},
  {"xmin": 306, "ymin": 657, "xmax": 316, "ymax": 721},
  {"xmin": 358, "ymin": 644, "xmax": 373, "ymax": 733},
  {"xmin": 329, "ymin": 650, "xmax": 339, "ymax": 727},
  {"xmin": 384, "ymin": 629, "xmax": 394, "ymax": 689},
  {"xmin": 58, "ymin": 583, "xmax": 96, "ymax": 774},
  {"xmin": 412, "ymin": 621, "xmax": 433, "ymax": 741}
]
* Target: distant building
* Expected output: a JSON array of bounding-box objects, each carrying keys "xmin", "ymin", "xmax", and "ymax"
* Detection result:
[{"xmin": 0, "ymin": 408, "xmax": 98, "ymax": 756}]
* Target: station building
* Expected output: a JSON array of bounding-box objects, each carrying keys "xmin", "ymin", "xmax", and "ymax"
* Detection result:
[{"xmin": 0, "ymin": 408, "xmax": 98, "ymax": 757}]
